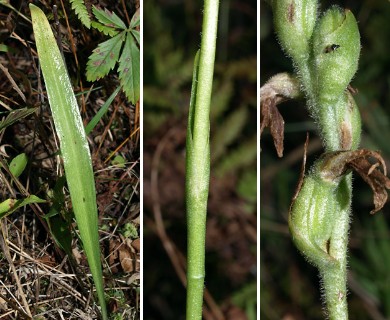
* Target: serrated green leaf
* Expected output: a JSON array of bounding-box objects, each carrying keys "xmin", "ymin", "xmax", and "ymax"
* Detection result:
[
  {"xmin": 131, "ymin": 29, "xmax": 140, "ymax": 45},
  {"xmin": 69, "ymin": 0, "xmax": 91, "ymax": 28},
  {"xmin": 118, "ymin": 32, "xmax": 140, "ymax": 103},
  {"xmin": 129, "ymin": 9, "xmax": 140, "ymax": 29},
  {"xmin": 92, "ymin": 5, "xmax": 126, "ymax": 30},
  {"xmin": 86, "ymin": 32, "xmax": 125, "ymax": 81},
  {"xmin": 9, "ymin": 153, "xmax": 28, "ymax": 178},
  {"xmin": 0, "ymin": 195, "xmax": 46, "ymax": 219},
  {"xmin": 91, "ymin": 21, "xmax": 118, "ymax": 37}
]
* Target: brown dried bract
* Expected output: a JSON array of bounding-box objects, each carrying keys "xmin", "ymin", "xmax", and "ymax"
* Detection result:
[
  {"xmin": 260, "ymin": 96, "xmax": 285, "ymax": 157},
  {"xmin": 349, "ymin": 152, "xmax": 390, "ymax": 214},
  {"xmin": 260, "ymin": 73, "xmax": 301, "ymax": 157},
  {"xmin": 290, "ymin": 134, "xmax": 309, "ymax": 211},
  {"xmin": 320, "ymin": 149, "xmax": 390, "ymax": 214}
]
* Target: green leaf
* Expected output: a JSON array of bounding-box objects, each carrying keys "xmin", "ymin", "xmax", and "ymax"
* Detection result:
[
  {"xmin": 44, "ymin": 176, "xmax": 66, "ymax": 216},
  {"xmin": 111, "ymin": 154, "xmax": 126, "ymax": 168},
  {"xmin": 92, "ymin": 5, "xmax": 126, "ymax": 30},
  {"xmin": 86, "ymin": 32, "xmax": 125, "ymax": 82},
  {"xmin": 46, "ymin": 210, "xmax": 73, "ymax": 255},
  {"xmin": 43, "ymin": 176, "xmax": 73, "ymax": 254},
  {"xmin": 85, "ymin": 86, "xmax": 121, "ymax": 134},
  {"xmin": 0, "ymin": 107, "xmax": 37, "ymax": 132},
  {"xmin": 91, "ymin": 21, "xmax": 119, "ymax": 37},
  {"xmin": 118, "ymin": 32, "xmax": 140, "ymax": 103},
  {"xmin": 131, "ymin": 29, "xmax": 140, "ymax": 45},
  {"xmin": 0, "ymin": 195, "xmax": 46, "ymax": 219},
  {"xmin": 0, "ymin": 44, "xmax": 9, "ymax": 52},
  {"xmin": 30, "ymin": 4, "xmax": 107, "ymax": 319},
  {"xmin": 121, "ymin": 222, "xmax": 138, "ymax": 239},
  {"xmin": 129, "ymin": 9, "xmax": 140, "ymax": 29},
  {"xmin": 9, "ymin": 153, "xmax": 28, "ymax": 178},
  {"xmin": 69, "ymin": 0, "xmax": 91, "ymax": 29}
]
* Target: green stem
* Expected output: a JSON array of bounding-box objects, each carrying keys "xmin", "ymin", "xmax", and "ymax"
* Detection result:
[
  {"xmin": 320, "ymin": 175, "xmax": 351, "ymax": 320},
  {"xmin": 321, "ymin": 264, "xmax": 348, "ymax": 320},
  {"xmin": 185, "ymin": 0, "xmax": 219, "ymax": 319}
]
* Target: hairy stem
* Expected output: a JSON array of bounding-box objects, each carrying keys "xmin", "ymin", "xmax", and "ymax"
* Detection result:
[{"xmin": 185, "ymin": 0, "xmax": 219, "ymax": 319}]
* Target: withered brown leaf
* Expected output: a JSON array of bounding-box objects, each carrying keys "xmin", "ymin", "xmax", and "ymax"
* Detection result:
[
  {"xmin": 260, "ymin": 73, "xmax": 301, "ymax": 157},
  {"xmin": 319, "ymin": 149, "xmax": 390, "ymax": 214},
  {"xmin": 260, "ymin": 97, "xmax": 285, "ymax": 157}
]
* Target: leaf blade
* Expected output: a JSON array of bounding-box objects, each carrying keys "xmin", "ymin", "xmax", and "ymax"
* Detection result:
[
  {"xmin": 92, "ymin": 5, "xmax": 126, "ymax": 30},
  {"xmin": 129, "ymin": 9, "xmax": 140, "ymax": 29},
  {"xmin": 0, "ymin": 107, "xmax": 37, "ymax": 133},
  {"xmin": 9, "ymin": 153, "xmax": 28, "ymax": 178},
  {"xmin": 118, "ymin": 32, "xmax": 140, "ymax": 103},
  {"xmin": 0, "ymin": 195, "xmax": 46, "ymax": 219},
  {"xmin": 30, "ymin": 4, "xmax": 107, "ymax": 319},
  {"xmin": 86, "ymin": 32, "xmax": 125, "ymax": 82},
  {"xmin": 69, "ymin": 0, "xmax": 91, "ymax": 28},
  {"xmin": 131, "ymin": 29, "xmax": 140, "ymax": 45},
  {"xmin": 85, "ymin": 86, "xmax": 121, "ymax": 135},
  {"xmin": 91, "ymin": 21, "xmax": 119, "ymax": 37}
]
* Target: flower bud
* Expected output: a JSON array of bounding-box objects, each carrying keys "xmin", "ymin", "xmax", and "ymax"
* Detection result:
[
  {"xmin": 318, "ymin": 91, "xmax": 361, "ymax": 151},
  {"xmin": 311, "ymin": 6, "xmax": 360, "ymax": 104},
  {"xmin": 289, "ymin": 160, "xmax": 341, "ymax": 268},
  {"xmin": 272, "ymin": 0, "xmax": 318, "ymax": 66}
]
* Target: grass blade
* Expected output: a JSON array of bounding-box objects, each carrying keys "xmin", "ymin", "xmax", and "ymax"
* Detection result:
[
  {"xmin": 85, "ymin": 86, "xmax": 120, "ymax": 135},
  {"xmin": 30, "ymin": 4, "xmax": 107, "ymax": 319}
]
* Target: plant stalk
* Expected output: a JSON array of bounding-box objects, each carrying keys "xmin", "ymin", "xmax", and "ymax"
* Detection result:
[
  {"xmin": 319, "ymin": 175, "xmax": 352, "ymax": 320},
  {"xmin": 185, "ymin": 0, "xmax": 219, "ymax": 319}
]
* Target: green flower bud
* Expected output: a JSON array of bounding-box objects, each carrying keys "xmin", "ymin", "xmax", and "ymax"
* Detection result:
[
  {"xmin": 272, "ymin": 0, "xmax": 318, "ymax": 66},
  {"xmin": 289, "ymin": 159, "xmax": 344, "ymax": 268},
  {"xmin": 311, "ymin": 6, "xmax": 360, "ymax": 104},
  {"xmin": 319, "ymin": 91, "xmax": 361, "ymax": 151}
]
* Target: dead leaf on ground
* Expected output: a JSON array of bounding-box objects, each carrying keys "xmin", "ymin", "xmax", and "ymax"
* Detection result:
[{"xmin": 119, "ymin": 243, "xmax": 137, "ymax": 273}]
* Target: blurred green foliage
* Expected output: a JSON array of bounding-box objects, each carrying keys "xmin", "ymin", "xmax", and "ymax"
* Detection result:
[{"xmin": 261, "ymin": 1, "xmax": 390, "ymax": 319}]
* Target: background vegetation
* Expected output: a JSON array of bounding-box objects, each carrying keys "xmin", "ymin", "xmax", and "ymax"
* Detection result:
[
  {"xmin": 260, "ymin": 0, "xmax": 390, "ymax": 319},
  {"xmin": 143, "ymin": 0, "xmax": 257, "ymax": 319},
  {"xmin": 0, "ymin": 1, "xmax": 139, "ymax": 318}
]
